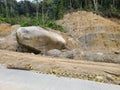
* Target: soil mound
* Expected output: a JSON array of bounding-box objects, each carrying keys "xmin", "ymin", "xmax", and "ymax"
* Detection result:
[
  {"xmin": 0, "ymin": 23, "xmax": 20, "ymax": 36},
  {"xmin": 57, "ymin": 11, "xmax": 120, "ymax": 51}
]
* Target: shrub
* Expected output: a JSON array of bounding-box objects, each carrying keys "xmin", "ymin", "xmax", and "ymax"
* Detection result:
[
  {"xmin": 0, "ymin": 16, "xmax": 67, "ymax": 33},
  {"xmin": 45, "ymin": 21, "xmax": 67, "ymax": 33}
]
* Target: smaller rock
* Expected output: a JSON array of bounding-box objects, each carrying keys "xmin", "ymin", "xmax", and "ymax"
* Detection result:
[
  {"xmin": 106, "ymin": 74, "xmax": 114, "ymax": 81},
  {"xmin": 114, "ymin": 51, "xmax": 120, "ymax": 54},
  {"xmin": 31, "ymin": 53, "xmax": 35, "ymax": 55},
  {"xmin": 96, "ymin": 76, "xmax": 104, "ymax": 81},
  {"xmin": 59, "ymin": 49, "xmax": 80, "ymax": 59},
  {"xmin": 46, "ymin": 49, "xmax": 62, "ymax": 57},
  {"xmin": 97, "ymin": 52, "xmax": 103, "ymax": 56},
  {"xmin": 7, "ymin": 64, "xmax": 33, "ymax": 70}
]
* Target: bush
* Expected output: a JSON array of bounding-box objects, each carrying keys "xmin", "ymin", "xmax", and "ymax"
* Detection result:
[
  {"xmin": 0, "ymin": 16, "xmax": 67, "ymax": 33},
  {"xmin": 0, "ymin": 16, "xmax": 6, "ymax": 23},
  {"xmin": 44, "ymin": 21, "xmax": 67, "ymax": 33}
]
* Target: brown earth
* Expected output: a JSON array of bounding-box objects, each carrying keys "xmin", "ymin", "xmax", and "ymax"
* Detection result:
[
  {"xmin": 0, "ymin": 23, "xmax": 20, "ymax": 36},
  {"xmin": 109, "ymin": 18, "xmax": 120, "ymax": 24},
  {"xmin": 57, "ymin": 11, "xmax": 120, "ymax": 51},
  {"xmin": 57, "ymin": 11, "xmax": 120, "ymax": 37},
  {"xmin": 0, "ymin": 50, "xmax": 120, "ymax": 85}
]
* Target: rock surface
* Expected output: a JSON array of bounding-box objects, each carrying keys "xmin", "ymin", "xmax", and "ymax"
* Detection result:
[
  {"xmin": 0, "ymin": 23, "xmax": 20, "ymax": 51},
  {"xmin": 47, "ymin": 49, "xmax": 80, "ymax": 59},
  {"xmin": 59, "ymin": 49, "xmax": 80, "ymax": 59},
  {"xmin": 46, "ymin": 49, "xmax": 62, "ymax": 57},
  {"xmin": 0, "ymin": 31, "xmax": 19, "ymax": 51},
  {"xmin": 16, "ymin": 26, "xmax": 66, "ymax": 53},
  {"xmin": 78, "ymin": 33, "xmax": 120, "ymax": 50}
]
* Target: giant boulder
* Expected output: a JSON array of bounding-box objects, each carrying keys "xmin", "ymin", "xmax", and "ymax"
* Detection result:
[{"xmin": 16, "ymin": 26, "xmax": 66, "ymax": 54}]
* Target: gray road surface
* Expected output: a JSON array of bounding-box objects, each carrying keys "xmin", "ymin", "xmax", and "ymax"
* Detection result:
[{"xmin": 0, "ymin": 66, "xmax": 120, "ymax": 90}]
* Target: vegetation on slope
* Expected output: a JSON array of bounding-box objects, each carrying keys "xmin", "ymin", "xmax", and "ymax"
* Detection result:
[{"xmin": 0, "ymin": 0, "xmax": 120, "ymax": 32}]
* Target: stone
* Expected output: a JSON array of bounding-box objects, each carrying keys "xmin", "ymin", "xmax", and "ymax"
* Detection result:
[
  {"xmin": 106, "ymin": 74, "xmax": 114, "ymax": 81},
  {"xmin": 96, "ymin": 76, "xmax": 104, "ymax": 81},
  {"xmin": 0, "ymin": 31, "xmax": 19, "ymax": 51},
  {"xmin": 81, "ymin": 51, "xmax": 120, "ymax": 63},
  {"xmin": 59, "ymin": 49, "xmax": 80, "ymax": 59},
  {"xmin": 0, "ymin": 24, "xmax": 20, "ymax": 51},
  {"xmin": 16, "ymin": 26, "xmax": 66, "ymax": 54},
  {"xmin": 114, "ymin": 51, "xmax": 120, "ymax": 54},
  {"xmin": 46, "ymin": 49, "xmax": 62, "ymax": 57}
]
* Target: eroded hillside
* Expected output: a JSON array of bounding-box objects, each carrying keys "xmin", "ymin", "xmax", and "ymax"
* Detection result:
[{"xmin": 57, "ymin": 11, "xmax": 120, "ymax": 51}]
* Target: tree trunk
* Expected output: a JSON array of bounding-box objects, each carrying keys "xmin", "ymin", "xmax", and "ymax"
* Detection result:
[
  {"xmin": 4, "ymin": 0, "xmax": 9, "ymax": 18},
  {"xmin": 36, "ymin": 0, "xmax": 39, "ymax": 18},
  {"xmin": 42, "ymin": 1, "xmax": 45, "ymax": 25},
  {"xmin": 10, "ymin": 0, "xmax": 14, "ymax": 17},
  {"xmin": 70, "ymin": 0, "xmax": 72, "ymax": 8},
  {"xmin": 93, "ymin": 0, "xmax": 98, "ymax": 12},
  {"xmin": 113, "ymin": 0, "xmax": 115, "ymax": 6}
]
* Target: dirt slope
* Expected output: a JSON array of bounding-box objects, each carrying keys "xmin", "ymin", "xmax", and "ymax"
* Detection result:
[
  {"xmin": 57, "ymin": 11, "xmax": 120, "ymax": 37},
  {"xmin": 57, "ymin": 11, "xmax": 120, "ymax": 51},
  {"xmin": 0, "ymin": 50, "xmax": 120, "ymax": 85},
  {"xmin": 0, "ymin": 23, "xmax": 20, "ymax": 36}
]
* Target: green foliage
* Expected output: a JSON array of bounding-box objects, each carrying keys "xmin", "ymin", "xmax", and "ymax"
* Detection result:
[
  {"xmin": 0, "ymin": 17, "xmax": 6, "ymax": 23},
  {"xmin": 0, "ymin": 0, "xmax": 120, "ymax": 33},
  {"xmin": 0, "ymin": 15, "xmax": 66, "ymax": 33},
  {"xmin": 20, "ymin": 17, "xmax": 41, "ymax": 26},
  {"xmin": 0, "ymin": 0, "xmax": 120, "ymax": 19},
  {"xmin": 44, "ymin": 21, "xmax": 67, "ymax": 33}
]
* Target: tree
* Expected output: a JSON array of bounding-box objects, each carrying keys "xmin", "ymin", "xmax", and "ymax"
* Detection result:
[
  {"xmin": 0, "ymin": 0, "xmax": 120, "ymax": 24},
  {"xmin": 35, "ymin": 0, "xmax": 39, "ymax": 18},
  {"xmin": 4, "ymin": 0, "xmax": 9, "ymax": 18},
  {"xmin": 42, "ymin": 1, "xmax": 45, "ymax": 24},
  {"xmin": 93, "ymin": 0, "xmax": 98, "ymax": 12}
]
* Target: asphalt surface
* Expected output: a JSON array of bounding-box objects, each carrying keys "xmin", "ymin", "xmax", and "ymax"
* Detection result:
[{"xmin": 0, "ymin": 66, "xmax": 120, "ymax": 90}]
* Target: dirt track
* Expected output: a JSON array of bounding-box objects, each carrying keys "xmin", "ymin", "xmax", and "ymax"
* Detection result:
[{"xmin": 0, "ymin": 50, "xmax": 120, "ymax": 85}]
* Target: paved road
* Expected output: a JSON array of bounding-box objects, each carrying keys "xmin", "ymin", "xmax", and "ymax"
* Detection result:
[{"xmin": 0, "ymin": 66, "xmax": 120, "ymax": 90}]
